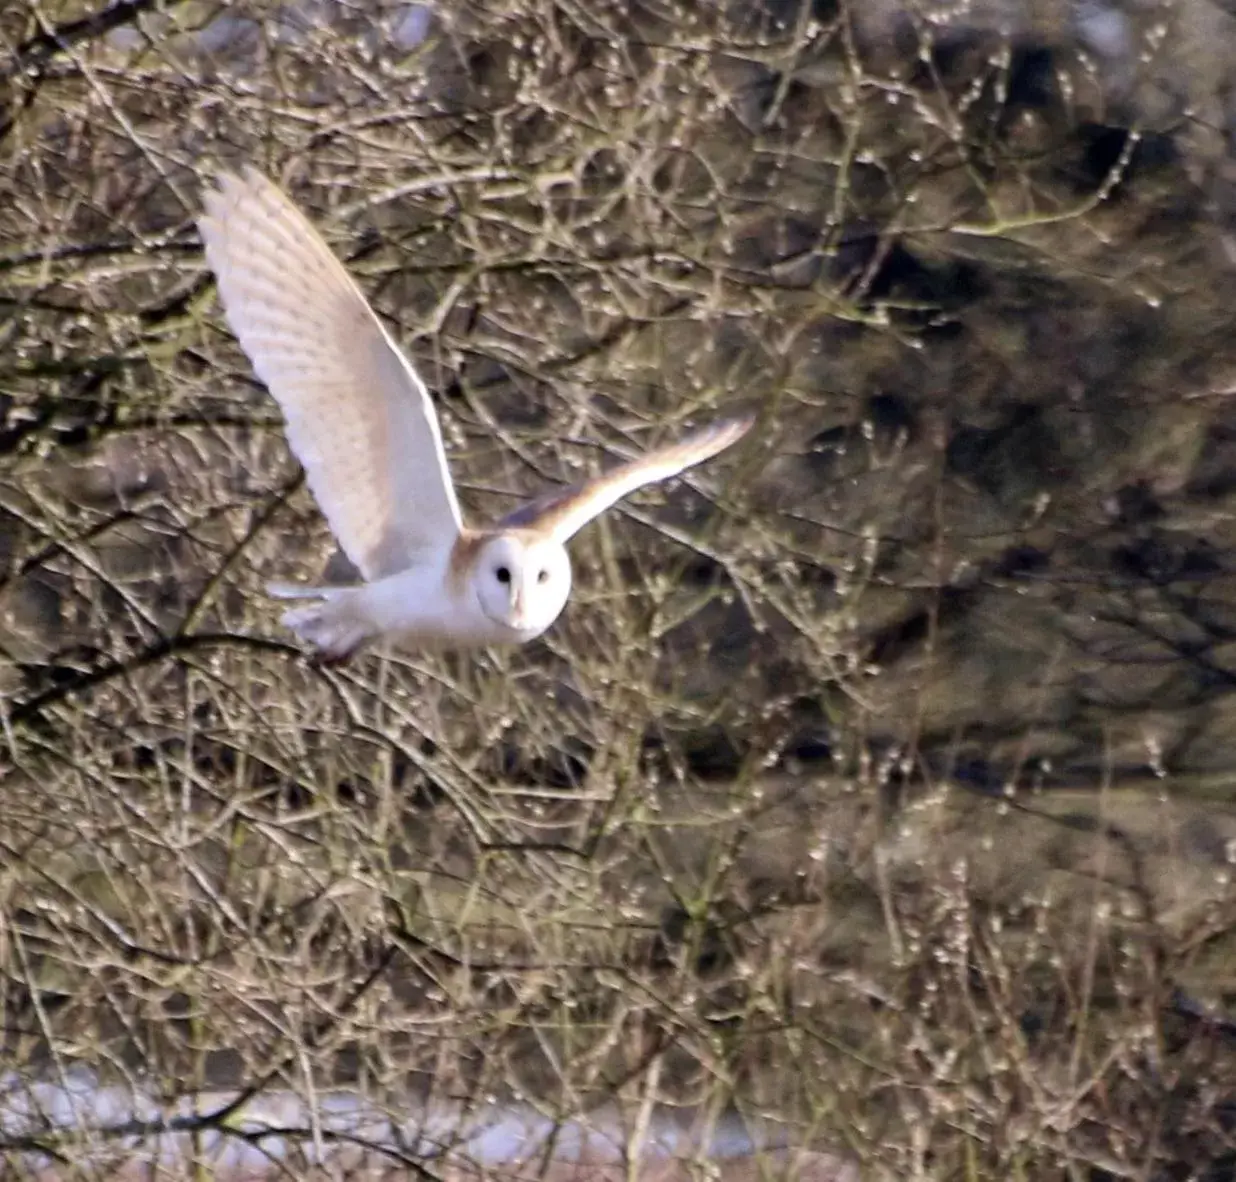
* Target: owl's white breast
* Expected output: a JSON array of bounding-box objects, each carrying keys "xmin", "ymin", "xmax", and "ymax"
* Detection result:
[{"xmin": 356, "ymin": 554, "xmax": 544, "ymax": 648}]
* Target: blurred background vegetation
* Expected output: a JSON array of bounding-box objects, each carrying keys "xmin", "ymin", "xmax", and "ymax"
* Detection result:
[{"xmin": 5, "ymin": 0, "xmax": 1236, "ymax": 1177}]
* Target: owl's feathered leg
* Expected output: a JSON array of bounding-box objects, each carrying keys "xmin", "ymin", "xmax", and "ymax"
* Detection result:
[{"xmin": 266, "ymin": 583, "xmax": 376, "ymax": 662}]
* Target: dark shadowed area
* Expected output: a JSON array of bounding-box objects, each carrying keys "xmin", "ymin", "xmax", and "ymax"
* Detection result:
[{"xmin": 4, "ymin": 0, "xmax": 1236, "ymax": 1178}]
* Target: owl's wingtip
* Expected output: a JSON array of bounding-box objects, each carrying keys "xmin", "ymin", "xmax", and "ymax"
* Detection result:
[
  {"xmin": 684, "ymin": 406, "xmax": 758, "ymax": 461},
  {"xmin": 199, "ymin": 164, "xmax": 281, "ymax": 225},
  {"xmin": 724, "ymin": 407, "xmax": 758, "ymax": 437}
]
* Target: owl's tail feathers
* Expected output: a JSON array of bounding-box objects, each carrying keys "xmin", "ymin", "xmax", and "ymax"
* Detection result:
[{"xmin": 266, "ymin": 582, "xmax": 374, "ymax": 662}]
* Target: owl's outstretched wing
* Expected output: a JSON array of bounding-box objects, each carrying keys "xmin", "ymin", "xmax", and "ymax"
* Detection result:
[
  {"xmin": 500, "ymin": 413, "xmax": 754, "ymax": 543},
  {"xmin": 198, "ymin": 166, "xmax": 462, "ymax": 581}
]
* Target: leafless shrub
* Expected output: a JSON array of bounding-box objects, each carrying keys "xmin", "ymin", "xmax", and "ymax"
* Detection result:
[{"xmin": 4, "ymin": 0, "xmax": 1236, "ymax": 1178}]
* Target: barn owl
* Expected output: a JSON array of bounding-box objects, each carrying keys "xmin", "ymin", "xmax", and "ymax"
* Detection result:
[{"xmin": 198, "ymin": 167, "xmax": 753, "ymax": 660}]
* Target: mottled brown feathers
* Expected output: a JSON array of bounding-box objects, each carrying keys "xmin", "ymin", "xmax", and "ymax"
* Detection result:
[{"xmin": 446, "ymin": 529, "xmax": 486, "ymax": 598}]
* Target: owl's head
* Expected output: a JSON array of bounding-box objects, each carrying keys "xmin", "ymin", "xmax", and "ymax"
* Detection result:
[{"xmin": 472, "ymin": 532, "xmax": 572, "ymax": 641}]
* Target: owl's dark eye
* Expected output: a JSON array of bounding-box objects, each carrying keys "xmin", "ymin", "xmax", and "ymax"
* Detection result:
[
  {"xmin": 537, "ymin": 569, "xmax": 550, "ymax": 585},
  {"xmin": 495, "ymin": 566, "xmax": 511, "ymax": 584}
]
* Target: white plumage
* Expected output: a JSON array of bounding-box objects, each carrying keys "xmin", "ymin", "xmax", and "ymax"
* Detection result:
[{"xmin": 198, "ymin": 167, "xmax": 754, "ymax": 660}]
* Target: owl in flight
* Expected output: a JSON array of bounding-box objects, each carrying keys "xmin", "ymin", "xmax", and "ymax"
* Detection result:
[{"xmin": 198, "ymin": 167, "xmax": 753, "ymax": 660}]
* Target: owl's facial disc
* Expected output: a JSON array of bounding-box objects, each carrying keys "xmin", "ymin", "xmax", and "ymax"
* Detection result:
[{"xmin": 474, "ymin": 533, "xmax": 572, "ymax": 639}]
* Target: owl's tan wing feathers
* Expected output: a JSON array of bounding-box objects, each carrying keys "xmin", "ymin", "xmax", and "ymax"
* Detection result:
[
  {"xmin": 499, "ymin": 413, "xmax": 754, "ymax": 542},
  {"xmin": 198, "ymin": 167, "xmax": 462, "ymax": 581}
]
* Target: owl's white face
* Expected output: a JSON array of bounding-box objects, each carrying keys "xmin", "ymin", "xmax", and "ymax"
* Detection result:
[{"xmin": 472, "ymin": 534, "xmax": 572, "ymax": 641}]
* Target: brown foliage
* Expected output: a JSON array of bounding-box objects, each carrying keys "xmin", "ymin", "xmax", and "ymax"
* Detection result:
[{"xmin": 5, "ymin": 0, "xmax": 1236, "ymax": 1178}]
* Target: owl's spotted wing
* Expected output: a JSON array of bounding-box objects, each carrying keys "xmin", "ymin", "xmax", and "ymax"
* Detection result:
[
  {"xmin": 500, "ymin": 413, "xmax": 754, "ymax": 543},
  {"xmin": 198, "ymin": 166, "xmax": 463, "ymax": 581}
]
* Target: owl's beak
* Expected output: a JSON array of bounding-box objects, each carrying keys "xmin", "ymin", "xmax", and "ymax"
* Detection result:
[{"xmin": 509, "ymin": 586, "xmax": 528, "ymax": 631}]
